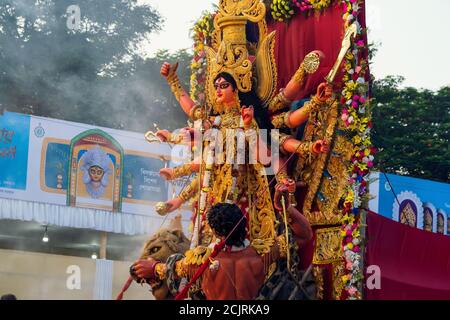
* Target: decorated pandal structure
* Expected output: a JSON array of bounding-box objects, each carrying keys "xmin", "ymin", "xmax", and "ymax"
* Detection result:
[{"xmin": 127, "ymin": 0, "xmax": 373, "ymax": 300}]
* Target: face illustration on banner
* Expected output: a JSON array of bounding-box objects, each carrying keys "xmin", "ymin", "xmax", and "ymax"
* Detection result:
[{"xmin": 80, "ymin": 146, "xmax": 113, "ymax": 199}]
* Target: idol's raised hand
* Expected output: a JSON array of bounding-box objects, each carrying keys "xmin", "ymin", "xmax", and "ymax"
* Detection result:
[{"xmin": 160, "ymin": 62, "xmax": 178, "ymax": 79}]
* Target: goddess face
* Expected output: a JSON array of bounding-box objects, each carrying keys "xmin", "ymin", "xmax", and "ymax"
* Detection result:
[
  {"xmin": 89, "ymin": 165, "xmax": 105, "ymax": 183},
  {"xmin": 214, "ymin": 77, "xmax": 236, "ymax": 106}
]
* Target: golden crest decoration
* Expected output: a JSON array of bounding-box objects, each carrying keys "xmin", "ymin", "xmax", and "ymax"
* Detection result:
[{"xmin": 205, "ymin": 0, "xmax": 278, "ymax": 107}]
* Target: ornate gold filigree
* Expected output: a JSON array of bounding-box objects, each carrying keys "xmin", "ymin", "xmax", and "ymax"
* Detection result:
[
  {"xmin": 155, "ymin": 202, "xmax": 171, "ymax": 216},
  {"xmin": 184, "ymin": 246, "xmax": 213, "ymax": 266},
  {"xmin": 179, "ymin": 178, "xmax": 199, "ymax": 202},
  {"xmin": 276, "ymin": 234, "xmax": 288, "ymax": 259},
  {"xmin": 166, "ymin": 63, "xmax": 184, "ymax": 102},
  {"xmin": 271, "ymin": 112, "xmax": 285, "ymax": 129},
  {"xmin": 205, "ymin": 0, "xmax": 269, "ymax": 107},
  {"xmin": 175, "ymin": 260, "xmax": 189, "ymax": 278},
  {"xmin": 155, "ymin": 262, "xmax": 167, "ymax": 280},
  {"xmin": 332, "ymin": 260, "xmax": 346, "ymax": 300},
  {"xmin": 312, "ymin": 227, "xmax": 343, "ymax": 265},
  {"xmin": 295, "ymin": 97, "xmax": 352, "ymax": 226},
  {"xmin": 172, "ymin": 164, "xmax": 194, "ymax": 180},
  {"xmin": 268, "ymin": 90, "xmax": 292, "ymax": 114},
  {"xmin": 303, "ymin": 51, "xmax": 321, "ymax": 74},
  {"xmin": 313, "ymin": 266, "xmax": 324, "ymax": 300},
  {"xmin": 255, "ymin": 30, "xmax": 278, "ymax": 105}
]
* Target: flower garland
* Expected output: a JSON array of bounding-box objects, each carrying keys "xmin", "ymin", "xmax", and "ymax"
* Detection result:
[
  {"xmin": 190, "ymin": 12, "xmax": 215, "ymax": 105},
  {"xmin": 270, "ymin": 0, "xmax": 295, "ymax": 22},
  {"xmin": 270, "ymin": 0, "xmax": 334, "ymax": 22},
  {"xmin": 338, "ymin": 0, "xmax": 373, "ymax": 300}
]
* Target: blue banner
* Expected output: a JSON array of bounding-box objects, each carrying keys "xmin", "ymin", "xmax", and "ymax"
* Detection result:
[{"xmin": 0, "ymin": 112, "xmax": 30, "ymax": 190}]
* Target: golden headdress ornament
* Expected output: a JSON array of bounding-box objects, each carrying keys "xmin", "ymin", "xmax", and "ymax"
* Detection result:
[{"xmin": 205, "ymin": 0, "xmax": 278, "ymax": 107}]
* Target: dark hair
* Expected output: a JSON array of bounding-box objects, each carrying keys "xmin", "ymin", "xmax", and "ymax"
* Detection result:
[
  {"xmin": 1, "ymin": 294, "xmax": 17, "ymax": 300},
  {"xmin": 213, "ymin": 72, "xmax": 273, "ymax": 131},
  {"xmin": 207, "ymin": 203, "xmax": 247, "ymax": 247}
]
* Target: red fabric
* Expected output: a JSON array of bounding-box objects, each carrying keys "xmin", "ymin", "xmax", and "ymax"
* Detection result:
[
  {"xmin": 267, "ymin": 2, "xmax": 368, "ymax": 100},
  {"xmin": 365, "ymin": 212, "xmax": 450, "ymax": 300},
  {"xmin": 268, "ymin": 3, "xmax": 345, "ymax": 100}
]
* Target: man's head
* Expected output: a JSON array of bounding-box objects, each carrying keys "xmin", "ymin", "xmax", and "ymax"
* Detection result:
[
  {"xmin": 214, "ymin": 72, "xmax": 238, "ymax": 106},
  {"xmin": 207, "ymin": 203, "xmax": 247, "ymax": 247},
  {"xmin": 1, "ymin": 294, "xmax": 17, "ymax": 300}
]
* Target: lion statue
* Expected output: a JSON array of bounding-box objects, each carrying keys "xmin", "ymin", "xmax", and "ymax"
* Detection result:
[{"xmin": 131, "ymin": 214, "xmax": 190, "ymax": 300}]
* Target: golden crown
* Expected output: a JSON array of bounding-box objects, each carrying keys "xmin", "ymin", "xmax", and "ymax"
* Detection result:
[{"xmin": 205, "ymin": 0, "xmax": 278, "ymax": 107}]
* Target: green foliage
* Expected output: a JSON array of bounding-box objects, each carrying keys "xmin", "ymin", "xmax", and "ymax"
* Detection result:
[
  {"xmin": 372, "ymin": 76, "xmax": 450, "ymax": 183},
  {"xmin": 0, "ymin": 0, "xmax": 191, "ymax": 132}
]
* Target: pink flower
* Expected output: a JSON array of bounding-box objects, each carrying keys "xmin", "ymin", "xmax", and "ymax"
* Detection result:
[
  {"xmin": 367, "ymin": 161, "xmax": 374, "ymax": 168},
  {"xmin": 353, "ymin": 95, "xmax": 360, "ymax": 101},
  {"xmin": 357, "ymin": 40, "xmax": 364, "ymax": 47},
  {"xmin": 353, "ymin": 245, "xmax": 360, "ymax": 253},
  {"xmin": 352, "ymin": 101, "xmax": 359, "ymax": 108},
  {"xmin": 355, "ymin": 66, "xmax": 362, "ymax": 74},
  {"xmin": 341, "ymin": 113, "xmax": 349, "ymax": 121},
  {"xmin": 359, "ymin": 96, "xmax": 366, "ymax": 104},
  {"xmin": 348, "ymin": 287, "xmax": 357, "ymax": 295},
  {"xmin": 346, "ymin": 230, "xmax": 352, "ymax": 236},
  {"xmin": 346, "ymin": 262, "xmax": 353, "ymax": 270}
]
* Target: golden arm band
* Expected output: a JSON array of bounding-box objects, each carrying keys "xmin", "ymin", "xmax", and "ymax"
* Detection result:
[
  {"xmin": 292, "ymin": 64, "xmax": 307, "ymax": 85},
  {"xmin": 268, "ymin": 90, "xmax": 292, "ymax": 114},
  {"xmin": 275, "ymin": 170, "xmax": 290, "ymax": 183},
  {"xmin": 189, "ymin": 105, "xmax": 205, "ymax": 121},
  {"xmin": 298, "ymin": 141, "xmax": 315, "ymax": 155},
  {"xmin": 174, "ymin": 259, "xmax": 189, "ymax": 278},
  {"xmin": 155, "ymin": 263, "xmax": 167, "ymax": 281},
  {"xmin": 172, "ymin": 164, "xmax": 194, "ymax": 180},
  {"xmin": 178, "ymin": 178, "xmax": 199, "ymax": 202},
  {"xmin": 167, "ymin": 73, "xmax": 183, "ymax": 102}
]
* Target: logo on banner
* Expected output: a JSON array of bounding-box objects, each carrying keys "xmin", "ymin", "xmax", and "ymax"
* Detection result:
[{"xmin": 34, "ymin": 123, "xmax": 45, "ymax": 138}]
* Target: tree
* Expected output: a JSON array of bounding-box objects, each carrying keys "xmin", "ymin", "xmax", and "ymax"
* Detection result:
[
  {"xmin": 372, "ymin": 76, "xmax": 450, "ymax": 183},
  {"xmin": 0, "ymin": 0, "xmax": 166, "ymax": 128}
]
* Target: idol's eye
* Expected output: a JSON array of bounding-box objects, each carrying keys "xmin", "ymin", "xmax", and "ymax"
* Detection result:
[
  {"xmin": 214, "ymin": 81, "xmax": 230, "ymax": 90},
  {"xmin": 149, "ymin": 246, "xmax": 161, "ymax": 254}
]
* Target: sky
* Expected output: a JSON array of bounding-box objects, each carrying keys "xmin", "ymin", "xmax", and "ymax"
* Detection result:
[{"xmin": 142, "ymin": 0, "xmax": 450, "ymax": 91}]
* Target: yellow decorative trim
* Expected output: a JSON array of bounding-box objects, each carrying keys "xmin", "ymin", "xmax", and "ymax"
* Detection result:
[
  {"xmin": 276, "ymin": 234, "xmax": 288, "ymax": 259},
  {"xmin": 155, "ymin": 263, "xmax": 167, "ymax": 281},
  {"xmin": 295, "ymin": 98, "xmax": 352, "ymax": 226},
  {"xmin": 184, "ymin": 246, "xmax": 212, "ymax": 266},
  {"xmin": 313, "ymin": 266, "xmax": 324, "ymax": 300},
  {"xmin": 268, "ymin": 90, "xmax": 292, "ymax": 114},
  {"xmin": 178, "ymin": 178, "xmax": 199, "ymax": 202},
  {"xmin": 313, "ymin": 227, "xmax": 343, "ymax": 265},
  {"xmin": 172, "ymin": 164, "xmax": 193, "ymax": 179},
  {"xmin": 167, "ymin": 72, "xmax": 183, "ymax": 102},
  {"xmin": 175, "ymin": 260, "xmax": 189, "ymax": 278},
  {"xmin": 332, "ymin": 260, "xmax": 346, "ymax": 300},
  {"xmin": 271, "ymin": 112, "xmax": 286, "ymax": 129}
]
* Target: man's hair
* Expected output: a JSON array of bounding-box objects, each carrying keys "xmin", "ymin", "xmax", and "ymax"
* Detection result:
[
  {"xmin": 207, "ymin": 203, "xmax": 247, "ymax": 247},
  {"xmin": 1, "ymin": 294, "xmax": 17, "ymax": 300}
]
